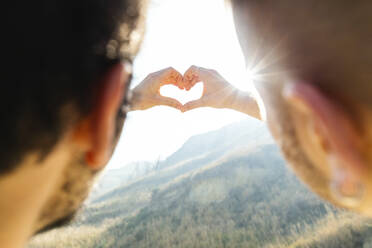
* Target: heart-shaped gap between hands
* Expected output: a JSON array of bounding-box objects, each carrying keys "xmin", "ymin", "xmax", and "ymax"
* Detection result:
[{"xmin": 160, "ymin": 82, "xmax": 204, "ymax": 105}]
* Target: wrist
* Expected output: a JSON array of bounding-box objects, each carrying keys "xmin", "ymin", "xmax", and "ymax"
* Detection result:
[
  {"xmin": 128, "ymin": 88, "xmax": 143, "ymax": 111},
  {"xmin": 229, "ymin": 89, "xmax": 261, "ymax": 120},
  {"xmin": 224, "ymin": 87, "xmax": 241, "ymax": 109}
]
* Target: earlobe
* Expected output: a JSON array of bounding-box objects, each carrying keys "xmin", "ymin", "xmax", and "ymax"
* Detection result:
[
  {"xmin": 75, "ymin": 63, "xmax": 131, "ymax": 170},
  {"xmin": 284, "ymin": 82, "xmax": 367, "ymax": 207}
]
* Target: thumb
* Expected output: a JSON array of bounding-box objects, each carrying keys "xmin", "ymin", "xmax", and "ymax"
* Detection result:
[
  {"xmin": 157, "ymin": 96, "xmax": 183, "ymax": 110},
  {"xmin": 182, "ymin": 99, "xmax": 205, "ymax": 112}
]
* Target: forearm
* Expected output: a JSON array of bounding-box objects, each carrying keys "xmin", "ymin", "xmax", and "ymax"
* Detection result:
[{"xmin": 228, "ymin": 89, "xmax": 262, "ymax": 120}]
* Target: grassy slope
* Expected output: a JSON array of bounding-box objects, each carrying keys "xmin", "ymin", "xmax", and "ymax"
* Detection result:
[{"xmin": 28, "ymin": 121, "xmax": 372, "ymax": 248}]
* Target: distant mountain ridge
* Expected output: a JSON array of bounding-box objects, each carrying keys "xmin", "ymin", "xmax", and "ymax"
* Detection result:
[
  {"xmin": 92, "ymin": 118, "xmax": 273, "ymax": 200},
  {"xmin": 161, "ymin": 118, "xmax": 272, "ymax": 169},
  {"xmin": 94, "ymin": 118, "xmax": 273, "ymax": 202}
]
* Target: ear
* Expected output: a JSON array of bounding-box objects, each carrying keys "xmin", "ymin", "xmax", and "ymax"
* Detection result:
[
  {"xmin": 73, "ymin": 62, "xmax": 131, "ymax": 170},
  {"xmin": 284, "ymin": 82, "xmax": 367, "ymax": 204}
]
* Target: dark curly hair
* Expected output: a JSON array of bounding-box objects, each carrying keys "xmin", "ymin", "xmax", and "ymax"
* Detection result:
[{"xmin": 0, "ymin": 0, "xmax": 147, "ymax": 173}]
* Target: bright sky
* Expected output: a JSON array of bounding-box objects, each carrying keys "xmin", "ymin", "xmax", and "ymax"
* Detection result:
[{"xmin": 107, "ymin": 0, "xmax": 255, "ymax": 170}]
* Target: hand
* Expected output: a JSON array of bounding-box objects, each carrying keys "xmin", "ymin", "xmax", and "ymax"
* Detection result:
[
  {"xmin": 181, "ymin": 66, "xmax": 238, "ymax": 112},
  {"xmin": 130, "ymin": 67, "xmax": 184, "ymax": 111}
]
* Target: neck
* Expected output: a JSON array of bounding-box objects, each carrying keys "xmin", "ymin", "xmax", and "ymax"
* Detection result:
[{"xmin": 0, "ymin": 143, "xmax": 71, "ymax": 248}]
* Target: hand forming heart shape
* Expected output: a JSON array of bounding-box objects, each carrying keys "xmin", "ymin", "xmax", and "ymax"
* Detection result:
[{"xmin": 130, "ymin": 66, "xmax": 238, "ymax": 112}]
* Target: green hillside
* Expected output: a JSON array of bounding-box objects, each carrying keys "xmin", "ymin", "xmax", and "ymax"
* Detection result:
[{"xmin": 28, "ymin": 120, "xmax": 372, "ymax": 248}]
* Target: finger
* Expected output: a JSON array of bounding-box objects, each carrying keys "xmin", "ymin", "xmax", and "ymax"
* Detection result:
[
  {"xmin": 146, "ymin": 67, "xmax": 183, "ymax": 89},
  {"xmin": 157, "ymin": 96, "xmax": 183, "ymax": 110},
  {"xmin": 192, "ymin": 66, "xmax": 221, "ymax": 77},
  {"xmin": 144, "ymin": 68, "xmax": 165, "ymax": 80},
  {"xmin": 184, "ymin": 66, "xmax": 201, "ymax": 90},
  {"xmin": 159, "ymin": 67, "xmax": 184, "ymax": 88},
  {"xmin": 184, "ymin": 66, "xmax": 199, "ymax": 81},
  {"xmin": 182, "ymin": 99, "xmax": 205, "ymax": 112},
  {"xmin": 175, "ymin": 73, "xmax": 185, "ymax": 90},
  {"xmin": 185, "ymin": 75, "xmax": 200, "ymax": 91}
]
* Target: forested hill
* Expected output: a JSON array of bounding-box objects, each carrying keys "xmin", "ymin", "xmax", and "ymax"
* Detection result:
[
  {"xmin": 159, "ymin": 118, "xmax": 272, "ymax": 168},
  {"xmin": 93, "ymin": 118, "xmax": 272, "ymax": 202},
  {"xmin": 28, "ymin": 119, "xmax": 372, "ymax": 248}
]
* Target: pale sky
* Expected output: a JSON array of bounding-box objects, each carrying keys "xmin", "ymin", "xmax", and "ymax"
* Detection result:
[{"xmin": 107, "ymin": 0, "xmax": 255, "ymax": 170}]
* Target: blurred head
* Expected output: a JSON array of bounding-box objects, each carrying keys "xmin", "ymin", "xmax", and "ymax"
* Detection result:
[
  {"xmin": 0, "ymin": 0, "xmax": 147, "ymax": 241},
  {"xmin": 230, "ymin": 0, "xmax": 372, "ymax": 214}
]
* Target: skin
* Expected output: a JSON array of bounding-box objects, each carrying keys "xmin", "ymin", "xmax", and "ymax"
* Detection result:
[
  {"xmin": 135, "ymin": 61, "xmax": 371, "ymax": 215},
  {"xmin": 181, "ymin": 66, "xmax": 261, "ymax": 120},
  {"xmin": 174, "ymin": 0, "xmax": 372, "ymax": 215},
  {"xmin": 0, "ymin": 63, "xmax": 129, "ymax": 247},
  {"xmin": 125, "ymin": 0, "xmax": 372, "ymax": 216},
  {"xmin": 2, "ymin": 1, "xmax": 372, "ymax": 247},
  {"xmin": 130, "ymin": 67, "xmax": 184, "ymax": 111},
  {"xmin": 179, "ymin": 67, "xmax": 371, "ymax": 210},
  {"xmin": 228, "ymin": 0, "xmax": 372, "ymax": 214},
  {"xmin": 0, "ymin": 64, "xmax": 183, "ymax": 248}
]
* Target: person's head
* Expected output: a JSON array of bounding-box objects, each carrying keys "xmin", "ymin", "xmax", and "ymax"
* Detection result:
[
  {"xmin": 0, "ymin": 0, "xmax": 147, "ymax": 245},
  {"xmin": 230, "ymin": 0, "xmax": 372, "ymax": 215}
]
